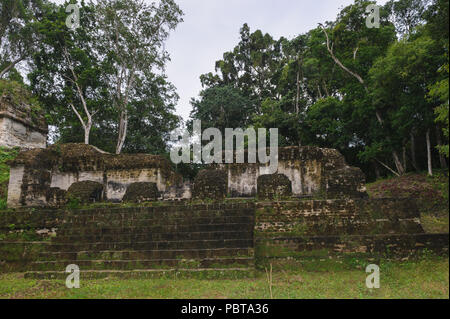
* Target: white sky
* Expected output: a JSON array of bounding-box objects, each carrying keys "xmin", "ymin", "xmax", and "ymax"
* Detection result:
[{"xmin": 52, "ymin": 0, "xmax": 389, "ymax": 121}]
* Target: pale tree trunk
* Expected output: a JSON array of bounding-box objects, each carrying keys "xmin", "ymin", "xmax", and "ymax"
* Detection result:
[
  {"xmin": 322, "ymin": 79, "xmax": 330, "ymax": 97},
  {"xmin": 317, "ymin": 85, "xmax": 323, "ymax": 99},
  {"xmin": 70, "ymin": 103, "xmax": 93, "ymax": 145},
  {"xmin": 116, "ymin": 110, "xmax": 128, "ymax": 154},
  {"xmin": 64, "ymin": 48, "xmax": 95, "ymax": 145},
  {"xmin": 84, "ymin": 121, "xmax": 92, "ymax": 144},
  {"xmin": 410, "ymin": 132, "xmax": 419, "ymax": 171},
  {"xmin": 392, "ymin": 151, "xmax": 405, "ymax": 175},
  {"xmin": 320, "ymin": 24, "xmax": 405, "ymax": 175},
  {"xmin": 426, "ymin": 129, "xmax": 433, "ymax": 176},
  {"xmin": 295, "ymin": 69, "xmax": 302, "ymax": 147},
  {"xmin": 435, "ymin": 125, "xmax": 448, "ymax": 169},
  {"xmin": 295, "ymin": 70, "xmax": 300, "ymax": 115}
]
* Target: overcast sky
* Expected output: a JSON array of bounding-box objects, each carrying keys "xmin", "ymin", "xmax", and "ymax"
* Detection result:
[
  {"xmin": 52, "ymin": 0, "xmax": 389, "ymax": 121},
  {"xmin": 164, "ymin": 0, "xmax": 389, "ymax": 121}
]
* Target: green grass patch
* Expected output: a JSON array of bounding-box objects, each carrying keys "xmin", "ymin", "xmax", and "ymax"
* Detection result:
[{"xmin": 0, "ymin": 257, "xmax": 447, "ymax": 299}]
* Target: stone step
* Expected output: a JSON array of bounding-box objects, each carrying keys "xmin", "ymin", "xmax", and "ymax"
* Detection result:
[
  {"xmin": 255, "ymin": 233, "xmax": 450, "ymax": 259},
  {"xmin": 56, "ymin": 223, "xmax": 253, "ymax": 235},
  {"xmin": 62, "ymin": 208, "xmax": 255, "ymax": 220},
  {"xmin": 45, "ymin": 239, "xmax": 254, "ymax": 252},
  {"xmin": 24, "ymin": 268, "xmax": 256, "ymax": 280},
  {"xmin": 38, "ymin": 248, "xmax": 254, "ymax": 261},
  {"xmin": 51, "ymin": 231, "xmax": 253, "ymax": 243},
  {"xmin": 29, "ymin": 257, "xmax": 254, "ymax": 271},
  {"xmin": 255, "ymin": 219, "xmax": 424, "ymax": 236},
  {"xmin": 63, "ymin": 216, "xmax": 254, "ymax": 227}
]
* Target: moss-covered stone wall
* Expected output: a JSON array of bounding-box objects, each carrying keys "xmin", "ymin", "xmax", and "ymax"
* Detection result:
[
  {"xmin": 219, "ymin": 146, "xmax": 366, "ymax": 199},
  {"xmin": 7, "ymin": 143, "xmax": 183, "ymax": 207}
]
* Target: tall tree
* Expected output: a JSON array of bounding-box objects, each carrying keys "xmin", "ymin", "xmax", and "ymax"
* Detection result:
[
  {"xmin": 0, "ymin": 0, "xmax": 45, "ymax": 78},
  {"xmin": 95, "ymin": 0, "xmax": 183, "ymax": 154},
  {"xmin": 29, "ymin": 1, "xmax": 106, "ymax": 145}
]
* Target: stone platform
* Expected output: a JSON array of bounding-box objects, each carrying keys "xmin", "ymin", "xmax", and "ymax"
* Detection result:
[{"xmin": 0, "ymin": 199, "xmax": 448, "ymax": 278}]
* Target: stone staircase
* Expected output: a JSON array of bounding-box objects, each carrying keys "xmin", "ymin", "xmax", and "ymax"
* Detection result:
[
  {"xmin": 254, "ymin": 199, "xmax": 449, "ymax": 264},
  {"xmin": 24, "ymin": 204, "xmax": 255, "ymax": 279}
]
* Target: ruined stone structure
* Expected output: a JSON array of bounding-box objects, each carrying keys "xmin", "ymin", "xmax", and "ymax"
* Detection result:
[
  {"xmin": 0, "ymin": 91, "xmax": 47, "ymax": 149},
  {"xmin": 220, "ymin": 146, "xmax": 366, "ymax": 199},
  {"xmin": 7, "ymin": 144, "xmax": 366, "ymax": 207},
  {"xmin": 7, "ymin": 143, "xmax": 184, "ymax": 207}
]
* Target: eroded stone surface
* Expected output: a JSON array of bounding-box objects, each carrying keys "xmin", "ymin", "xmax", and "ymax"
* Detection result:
[
  {"xmin": 192, "ymin": 169, "xmax": 228, "ymax": 200},
  {"xmin": 0, "ymin": 92, "xmax": 47, "ymax": 149},
  {"xmin": 257, "ymin": 174, "xmax": 292, "ymax": 199},
  {"xmin": 122, "ymin": 182, "xmax": 159, "ymax": 202},
  {"xmin": 67, "ymin": 181, "xmax": 104, "ymax": 203},
  {"xmin": 219, "ymin": 146, "xmax": 367, "ymax": 199},
  {"xmin": 7, "ymin": 143, "xmax": 183, "ymax": 207}
]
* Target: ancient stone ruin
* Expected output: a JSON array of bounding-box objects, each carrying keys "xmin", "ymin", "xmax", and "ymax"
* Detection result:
[
  {"xmin": 6, "ymin": 143, "xmax": 367, "ymax": 207},
  {"xmin": 1, "ymin": 142, "xmax": 448, "ymax": 279},
  {"xmin": 7, "ymin": 143, "xmax": 184, "ymax": 207},
  {"xmin": 0, "ymin": 88, "xmax": 47, "ymax": 149}
]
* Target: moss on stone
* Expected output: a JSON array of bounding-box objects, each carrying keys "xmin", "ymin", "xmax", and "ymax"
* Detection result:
[
  {"xmin": 257, "ymin": 174, "xmax": 292, "ymax": 200},
  {"xmin": 67, "ymin": 181, "xmax": 104, "ymax": 203},
  {"xmin": 192, "ymin": 169, "xmax": 228, "ymax": 200},
  {"xmin": 122, "ymin": 182, "xmax": 159, "ymax": 203}
]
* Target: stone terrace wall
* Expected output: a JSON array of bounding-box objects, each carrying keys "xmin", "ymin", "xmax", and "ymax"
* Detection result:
[
  {"xmin": 0, "ymin": 203, "xmax": 255, "ymax": 274},
  {"xmin": 7, "ymin": 144, "xmax": 183, "ymax": 207},
  {"xmin": 255, "ymin": 198, "xmax": 424, "ymax": 237},
  {"xmin": 254, "ymin": 198, "xmax": 449, "ymax": 261},
  {"xmin": 220, "ymin": 146, "xmax": 366, "ymax": 198}
]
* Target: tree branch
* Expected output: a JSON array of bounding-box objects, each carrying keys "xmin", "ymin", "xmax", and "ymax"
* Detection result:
[
  {"xmin": 319, "ymin": 24, "xmax": 367, "ymax": 92},
  {"xmin": 0, "ymin": 55, "xmax": 26, "ymax": 78}
]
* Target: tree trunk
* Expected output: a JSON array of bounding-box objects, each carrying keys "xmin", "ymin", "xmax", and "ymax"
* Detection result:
[
  {"xmin": 116, "ymin": 110, "xmax": 128, "ymax": 154},
  {"xmin": 436, "ymin": 125, "xmax": 448, "ymax": 169},
  {"xmin": 295, "ymin": 70, "xmax": 300, "ymax": 114},
  {"xmin": 392, "ymin": 151, "xmax": 405, "ymax": 175},
  {"xmin": 410, "ymin": 132, "xmax": 419, "ymax": 171},
  {"xmin": 373, "ymin": 160, "xmax": 381, "ymax": 180},
  {"xmin": 402, "ymin": 144, "xmax": 407, "ymax": 172},
  {"xmin": 84, "ymin": 121, "xmax": 92, "ymax": 145},
  {"xmin": 320, "ymin": 24, "xmax": 405, "ymax": 176},
  {"xmin": 426, "ymin": 129, "xmax": 433, "ymax": 176}
]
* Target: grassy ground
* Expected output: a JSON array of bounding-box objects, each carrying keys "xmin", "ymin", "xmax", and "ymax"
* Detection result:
[
  {"xmin": 0, "ymin": 256, "xmax": 447, "ymax": 299},
  {"xmin": 367, "ymin": 170, "xmax": 449, "ymax": 233}
]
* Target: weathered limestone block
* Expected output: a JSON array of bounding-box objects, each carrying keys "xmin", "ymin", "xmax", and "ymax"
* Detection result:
[
  {"xmin": 67, "ymin": 181, "xmax": 104, "ymax": 203},
  {"xmin": 324, "ymin": 166, "xmax": 367, "ymax": 199},
  {"xmin": 46, "ymin": 187, "xmax": 67, "ymax": 207},
  {"xmin": 122, "ymin": 182, "xmax": 159, "ymax": 202},
  {"xmin": 257, "ymin": 174, "xmax": 292, "ymax": 199},
  {"xmin": 0, "ymin": 87, "xmax": 47, "ymax": 149},
  {"xmin": 163, "ymin": 181, "xmax": 192, "ymax": 200},
  {"xmin": 192, "ymin": 170, "xmax": 228, "ymax": 200}
]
